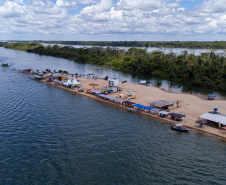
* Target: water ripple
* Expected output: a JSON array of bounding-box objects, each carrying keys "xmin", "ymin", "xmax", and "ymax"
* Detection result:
[{"xmin": 0, "ymin": 48, "xmax": 226, "ymax": 184}]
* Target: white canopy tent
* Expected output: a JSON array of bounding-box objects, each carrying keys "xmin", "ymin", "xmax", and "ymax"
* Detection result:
[
  {"xmin": 71, "ymin": 79, "xmax": 81, "ymax": 85},
  {"xmin": 63, "ymin": 79, "xmax": 72, "ymax": 86}
]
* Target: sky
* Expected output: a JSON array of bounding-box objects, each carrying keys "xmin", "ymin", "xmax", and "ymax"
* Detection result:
[{"xmin": 0, "ymin": 0, "xmax": 225, "ymax": 41}]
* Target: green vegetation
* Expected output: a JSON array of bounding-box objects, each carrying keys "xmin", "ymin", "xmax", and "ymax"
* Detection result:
[
  {"xmin": 0, "ymin": 42, "xmax": 7, "ymax": 47},
  {"xmin": 3, "ymin": 42, "xmax": 226, "ymax": 91},
  {"xmin": 4, "ymin": 42, "xmax": 41, "ymax": 51},
  {"xmin": 43, "ymin": 41, "xmax": 226, "ymax": 49}
]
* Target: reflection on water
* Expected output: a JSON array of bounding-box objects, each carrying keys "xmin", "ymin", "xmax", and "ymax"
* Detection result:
[{"xmin": 43, "ymin": 43, "xmax": 226, "ymax": 56}]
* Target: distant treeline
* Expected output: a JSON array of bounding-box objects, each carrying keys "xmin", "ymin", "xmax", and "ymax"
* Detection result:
[
  {"xmin": 0, "ymin": 42, "xmax": 7, "ymax": 47},
  {"xmin": 43, "ymin": 41, "xmax": 226, "ymax": 49},
  {"xmin": 3, "ymin": 42, "xmax": 226, "ymax": 91}
]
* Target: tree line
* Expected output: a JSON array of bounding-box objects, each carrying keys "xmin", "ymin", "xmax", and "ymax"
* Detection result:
[
  {"xmin": 3, "ymin": 42, "xmax": 226, "ymax": 91},
  {"xmin": 43, "ymin": 41, "xmax": 226, "ymax": 49}
]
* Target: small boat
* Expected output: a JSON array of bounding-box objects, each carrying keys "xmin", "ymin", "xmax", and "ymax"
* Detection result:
[
  {"xmin": 128, "ymin": 109, "xmax": 141, "ymax": 113},
  {"xmin": 171, "ymin": 124, "xmax": 189, "ymax": 132},
  {"xmin": 2, "ymin": 63, "xmax": 8, "ymax": 67}
]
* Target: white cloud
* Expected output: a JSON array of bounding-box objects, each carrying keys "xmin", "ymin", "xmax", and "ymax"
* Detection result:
[
  {"xmin": 76, "ymin": 0, "xmax": 100, "ymax": 5},
  {"xmin": 117, "ymin": 0, "xmax": 163, "ymax": 10},
  {"xmin": 177, "ymin": 7, "xmax": 185, "ymax": 11},
  {"xmin": 0, "ymin": 0, "xmax": 226, "ymax": 40},
  {"xmin": 0, "ymin": 1, "xmax": 25, "ymax": 18},
  {"xmin": 201, "ymin": 0, "xmax": 226, "ymax": 13},
  {"xmin": 56, "ymin": 0, "xmax": 78, "ymax": 9},
  {"xmin": 80, "ymin": 0, "xmax": 113, "ymax": 18},
  {"xmin": 167, "ymin": 3, "xmax": 180, "ymax": 8},
  {"xmin": 27, "ymin": 0, "xmax": 62, "ymax": 15}
]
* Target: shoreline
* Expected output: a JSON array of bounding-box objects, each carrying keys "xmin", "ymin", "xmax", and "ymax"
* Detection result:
[{"xmin": 37, "ymin": 77, "xmax": 226, "ymax": 140}]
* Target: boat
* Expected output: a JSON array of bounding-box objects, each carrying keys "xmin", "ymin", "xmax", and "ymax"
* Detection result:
[
  {"xmin": 2, "ymin": 63, "xmax": 8, "ymax": 67},
  {"xmin": 171, "ymin": 124, "xmax": 189, "ymax": 132},
  {"xmin": 128, "ymin": 109, "xmax": 141, "ymax": 113},
  {"xmin": 33, "ymin": 75, "xmax": 46, "ymax": 80}
]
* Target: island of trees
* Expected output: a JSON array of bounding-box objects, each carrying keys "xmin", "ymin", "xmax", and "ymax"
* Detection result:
[
  {"xmin": 42, "ymin": 41, "xmax": 226, "ymax": 49},
  {"xmin": 2, "ymin": 42, "xmax": 226, "ymax": 91}
]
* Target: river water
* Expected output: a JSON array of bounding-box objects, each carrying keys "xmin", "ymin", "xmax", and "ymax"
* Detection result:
[
  {"xmin": 43, "ymin": 43, "xmax": 226, "ymax": 56},
  {"xmin": 0, "ymin": 47, "xmax": 226, "ymax": 184}
]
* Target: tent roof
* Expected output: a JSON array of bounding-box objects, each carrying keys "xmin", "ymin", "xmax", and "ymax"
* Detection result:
[
  {"xmin": 134, "ymin": 104, "xmax": 147, "ymax": 109},
  {"xmin": 199, "ymin": 112, "xmax": 226, "ymax": 125},
  {"xmin": 208, "ymin": 94, "xmax": 216, "ymax": 97},
  {"xmin": 159, "ymin": 111, "xmax": 169, "ymax": 115},
  {"xmin": 152, "ymin": 108, "xmax": 161, "ymax": 112},
  {"xmin": 123, "ymin": 101, "xmax": 136, "ymax": 105},
  {"xmin": 134, "ymin": 104, "xmax": 154, "ymax": 110},
  {"xmin": 71, "ymin": 79, "xmax": 81, "ymax": 85},
  {"xmin": 196, "ymin": 120, "xmax": 207, "ymax": 125},
  {"xmin": 89, "ymin": 90, "xmax": 101, "ymax": 94},
  {"xmin": 52, "ymin": 73, "xmax": 62, "ymax": 77},
  {"xmin": 168, "ymin": 113, "xmax": 186, "ymax": 117},
  {"xmin": 100, "ymin": 87, "xmax": 113, "ymax": 91},
  {"xmin": 148, "ymin": 100, "xmax": 174, "ymax": 108},
  {"xmin": 63, "ymin": 79, "xmax": 72, "ymax": 85},
  {"xmin": 97, "ymin": 94, "xmax": 124, "ymax": 102},
  {"xmin": 128, "ymin": 91, "xmax": 136, "ymax": 94},
  {"xmin": 144, "ymin": 107, "xmax": 154, "ymax": 110}
]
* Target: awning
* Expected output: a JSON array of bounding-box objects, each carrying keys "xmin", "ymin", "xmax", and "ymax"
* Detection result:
[
  {"xmin": 145, "ymin": 107, "xmax": 154, "ymax": 111},
  {"xmin": 159, "ymin": 111, "xmax": 168, "ymax": 115},
  {"xmin": 168, "ymin": 113, "xmax": 186, "ymax": 117},
  {"xmin": 89, "ymin": 90, "xmax": 101, "ymax": 94},
  {"xmin": 123, "ymin": 101, "xmax": 136, "ymax": 105},
  {"xmin": 151, "ymin": 108, "xmax": 161, "ymax": 112},
  {"xmin": 97, "ymin": 94, "xmax": 124, "ymax": 103},
  {"xmin": 148, "ymin": 100, "xmax": 174, "ymax": 108},
  {"xmin": 134, "ymin": 104, "xmax": 147, "ymax": 109},
  {"xmin": 195, "ymin": 120, "xmax": 207, "ymax": 125},
  {"xmin": 199, "ymin": 112, "xmax": 226, "ymax": 126}
]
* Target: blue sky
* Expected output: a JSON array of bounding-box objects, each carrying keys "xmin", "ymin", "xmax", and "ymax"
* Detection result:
[{"xmin": 0, "ymin": 0, "xmax": 225, "ymax": 41}]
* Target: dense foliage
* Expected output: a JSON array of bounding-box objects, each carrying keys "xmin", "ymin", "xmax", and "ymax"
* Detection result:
[
  {"xmin": 3, "ymin": 42, "xmax": 226, "ymax": 91},
  {"xmin": 0, "ymin": 42, "xmax": 7, "ymax": 47},
  {"xmin": 43, "ymin": 41, "xmax": 226, "ymax": 49}
]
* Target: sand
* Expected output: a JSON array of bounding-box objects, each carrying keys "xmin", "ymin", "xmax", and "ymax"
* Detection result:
[{"xmin": 76, "ymin": 77, "xmax": 226, "ymax": 139}]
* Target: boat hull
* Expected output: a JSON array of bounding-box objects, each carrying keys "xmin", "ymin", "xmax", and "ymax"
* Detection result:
[
  {"xmin": 171, "ymin": 125, "xmax": 189, "ymax": 132},
  {"xmin": 2, "ymin": 63, "xmax": 8, "ymax": 67}
]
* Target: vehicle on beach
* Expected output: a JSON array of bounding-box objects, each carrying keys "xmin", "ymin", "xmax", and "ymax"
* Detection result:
[{"xmin": 171, "ymin": 124, "xmax": 189, "ymax": 132}]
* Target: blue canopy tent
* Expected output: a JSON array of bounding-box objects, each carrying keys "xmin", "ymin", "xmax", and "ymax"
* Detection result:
[
  {"xmin": 208, "ymin": 94, "xmax": 216, "ymax": 100},
  {"xmin": 134, "ymin": 104, "xmax": 147, "ymax": 109},
  {"xmin": 144, "ymin": 107, "xmax": 154, "ymax": 111}
]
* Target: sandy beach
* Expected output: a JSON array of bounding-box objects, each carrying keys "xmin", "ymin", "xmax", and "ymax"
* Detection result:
[{"xmin": 43, "ymin": 77, "xmax": 226, "ymax": 139}]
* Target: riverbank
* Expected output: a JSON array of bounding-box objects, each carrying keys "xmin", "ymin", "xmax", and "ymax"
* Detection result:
[{"xmin": 39, "ymin": 77, "xmax": 226, "ymax": 140}]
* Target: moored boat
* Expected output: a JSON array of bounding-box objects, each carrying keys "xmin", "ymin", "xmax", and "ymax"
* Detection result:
[
  {"xmin": 2, "ymin": 63, "xmax": 8, "ymax": 67},
  {"xmin": 128, "ymin": 109, "xmax": 141, "ymax": 113},
  {"xmin": 171, "ymin": 124, "xmax": 189, "ymax": 132}
]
